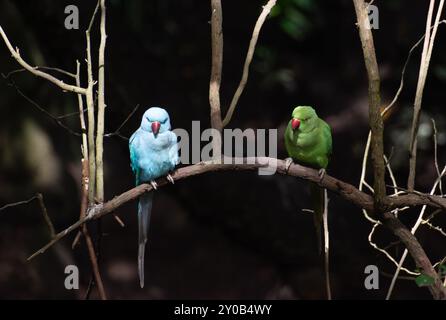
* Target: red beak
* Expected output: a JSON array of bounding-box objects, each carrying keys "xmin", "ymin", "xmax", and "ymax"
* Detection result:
[
  {"xmin": 151, "ymin": 121, "xmax": 160, "ymax": 135},
  {"xmin": 291, "ymin": 118, "xmax": 300, "ymax": 130}
]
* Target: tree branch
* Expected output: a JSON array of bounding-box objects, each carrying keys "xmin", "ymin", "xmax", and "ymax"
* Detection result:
[
  {"xmin": 2, "ymin": 66, "xmax": 76, "ymax": 80},
  {"xmin": 26, "ymin": 157, "xmax": 446, "ymax": 262},
  {"xmin": 86, "ymin": 11, "xmax": 97, "ymax": 204},
  {"xmin": 0, "ymin": 25, "xmax": 86, "ymax": 94},
  {"xmin": 408, "ymin": 0, "xmax": 445, "ymax": 191},
  {"xmin": 0, "ymin": 195, "xmax": 38, "ymax": 212},
  {"xmin": 75, "ymin": 61, "xmax": 89, "ymax": 160},
  {"xmin": 353, "ymin": 0, "xmax": 386, "ymax": 210},
  {"xmin": 382, "ymin": 211, "xmax": 446, "ymax": 300},
  {"xmin": 36, "ymin": 193, "xmax": 56, "ymax": 239},
  {"xmin": 96, "ymin": 0, "xmax": 107, "ymax": 203},
  {"xmin": 80, "ymin": 158, "xmax": 107, "ymax": 300},
  {"xmin": 209, "ymin": 0, "xmax": 224, "ymax": 133}
]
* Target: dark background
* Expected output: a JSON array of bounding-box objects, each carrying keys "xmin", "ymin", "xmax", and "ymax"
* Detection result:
[{"xmin": 0, "ymin": 0, "xmax": 445, "ymax": 299}]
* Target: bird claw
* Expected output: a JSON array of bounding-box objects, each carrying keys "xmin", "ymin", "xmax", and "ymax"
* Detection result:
[
  {"xmin": 150, "ymin": 181, "xmax": 158, "ymax": 190},
  {"xmin": 285, "ymin": 157, "xmax": 294, "ymax": 173},
  {"xmin": 318, "ymin": 168, "xmax": 326, "ymax": 183},
  {"xmin": 167, "ymin": 174, "xmax": 175, "ymax": 184}
]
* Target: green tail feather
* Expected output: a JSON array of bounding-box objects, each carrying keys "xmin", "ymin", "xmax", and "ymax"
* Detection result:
[{"xmin": 310, "ymin": 182, "xmax": 324, "ymax": 254}]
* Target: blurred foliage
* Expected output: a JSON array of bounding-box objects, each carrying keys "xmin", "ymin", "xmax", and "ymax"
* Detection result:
[
  {"xmin": 271, "ymin": 0, "xmax": 319, "ymax": 40},
  {"xmin": 415, "ymin": 273, "xmax": 435, "ymax": 287}
]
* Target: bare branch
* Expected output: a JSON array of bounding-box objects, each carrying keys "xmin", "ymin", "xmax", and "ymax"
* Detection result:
[
  {"xmin": 96, "ymin": 0, "xmax": 107, "ymax": 203},
  {"xmin": 1, "ymin": 193, "xmax": 56, "ymax": 240},
  {"xmin": 222, "ymin": 0, "xmax": 276, "ymax": 127},
  {"xmin": 432, "ymin": 119, "xmax": 443, "ymax": 195},
  {"xmin": 103, "ymin": 104, "xmax": 140, "ymax": 140},
  {"xmin": 3, "ymin": 66, "xmax": 76, "ymax": 80},
  {"xmin": 26, "ymin": 157, "xmax": 446, "ymax": 262},
  {"xmin": 82, "ymin": 227, "xmax": 107, "ymax": 299},
  {"xmin": 0, "ymin": 26, "xmax": 86, "ymax": 94},
  {"xmin": 382, "ymin": 211, "xmax": 446, "ymax": 300},
  {"xmin": 113, "ymin": 104, "xmax": 139, "ymax": 135},
  {"xmin": 56, "ymin": 108, "xmax": 87, "ymax": 120},
  {"xmin": 1, "ymin": 75, "xmax": 83, "ymax": 136},
  {"xmin": 76, "ymin": 61, "xmax": 89, "ymax": 159},
  {"xmin": 384, "ymin": 20, "xmax": 446, "ymax": 113},
  {"xmin": 0, "ymin": 195, "xmax": 38, "ymax": 212},
  {"xmin": 87, "ymin": 0, "xmax": 101, "ymax": 33},
  {"xmin": 80, "ymin": 158, "xmax": 107, "ymax": 300},
  {"xmin": 209, "ymin": 0, "xmax": 224, "ymax": 133},
  {"xmin": 386, "ymin": 153, "xmax": 446, "ymax": 299},
  {"xmin": 36, "ymin": 193, "xmax": 56, "ymax": 239},
  {"xmin": 353, "ymin": 0, "xmax": 386, "ymax": 209},
  {"xmin": 86, "ymin": 12, "xmax": 97, "ymax": 204},
  {"xmin": 408, "ymin": 0, "xmax": 445, "ymax": 191}
]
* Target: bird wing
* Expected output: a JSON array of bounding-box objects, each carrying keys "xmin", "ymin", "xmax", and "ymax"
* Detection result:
[
  {"xmin": 129, "ymin": 130, "xmax": 143, "ymax": 183},
  {"xmin": 167, "ymin": 131, "xmax": 179, "ymax": 167},
  {"xmin": 321, "ymin": 119, "xmax": 333, "ymax": 157}
]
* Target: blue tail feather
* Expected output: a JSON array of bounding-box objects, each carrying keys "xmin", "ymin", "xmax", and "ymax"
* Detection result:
[{"xmin": 138, "ymin": 192, "xmax": 153, "ymax": 288}]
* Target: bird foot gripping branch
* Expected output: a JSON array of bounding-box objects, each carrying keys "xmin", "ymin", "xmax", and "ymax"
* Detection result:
[
  {"xmin": 284, "ymin": 157, "xmax": 294, "ymax": 174},
  {"xmin": 167, "ymin": 174, "xmax": 175, "ymax": 184}
]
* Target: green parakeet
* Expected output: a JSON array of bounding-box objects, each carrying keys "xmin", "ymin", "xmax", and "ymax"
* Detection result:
[{"xmin": 284, "ymin": 106, "xmax": 332, "ymax": 251}]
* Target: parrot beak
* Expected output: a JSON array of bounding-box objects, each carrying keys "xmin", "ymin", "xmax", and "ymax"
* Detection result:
[
  {"xmin": 151, "ymin": 121, "xmax": 161, "ymax": 136},
  {"xmin": 291, "ymin": 118, "xmax": 300, "ymax": 130}
]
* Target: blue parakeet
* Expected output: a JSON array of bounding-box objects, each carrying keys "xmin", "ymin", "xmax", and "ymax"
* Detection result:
[{"xmin": 129, "ymin": 107, "xmax": 179, "ymax": 288}]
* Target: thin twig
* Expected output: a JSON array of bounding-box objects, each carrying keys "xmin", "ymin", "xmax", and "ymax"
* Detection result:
[
  {"xmin": 0, "ymin": 193, "xmax": 56, "ymax": 239},
  {"xmin": 103, "ymin": 104, "xmax": 140, "ymax": 140},
  {"xmin": 0, "ymin": 195, "xmax": 38, "ymax": 212},
  {"xmin": 0, "ymin": 25, "xmax": 86, "ymax": 94},
  {"xmin": 36, "ymin": 193, "xmax": 56, "ymax": 239},
  {"xmin": 82, "ymin": 223, "xmax": 107, "ymax": 299},
  {"xmin": 3, "ymin": 66, "xmax": 76, "ymax": 79},
  {"xmin": 84, "ymin": 276, "xmax": 95, "ymax": 299},
  {"xmin": 367, "ymin": 223, "xmax": 419, "ymax": 276},
  {"xmin": 422, "ymin": 220, "xmax": 446, "ymax": 237},
  {"xmin": 385, "ymin": 20, "xmax": 446, "ymax": 113},
  {"xmin": 1, "ymin": 75, "xmax": 82, "ymax": 136},
  {"xmin": 56, "ymin": 108, "xmax": 87, "ymax": 120},
  {"xmin": 76, "ymin": 61, "xmax": 89, "ymax": 161},
  {"xmin": 408, "ymin": 0, "xmax": 445, "ymax": 191},
  {"xmin": 222, "ymin": 0, "xmax": 277, "ymax": 127},
  {"xmin": 386, "ymin": 164, "xmax": 446, "ymax": 299},
  {"xmin": 431, "ymin": 119, "xmax": 443, "ymax": 195},
  {"xmin": 88, "ymin": 1, "xmax": 101, "ymax": 33},
  {"xmin": 80, "ymin": 157, "xmax": 107, "ymax": 300}
]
